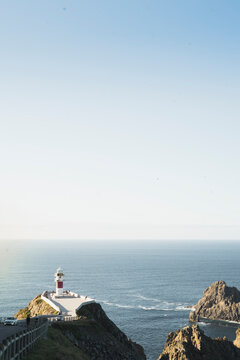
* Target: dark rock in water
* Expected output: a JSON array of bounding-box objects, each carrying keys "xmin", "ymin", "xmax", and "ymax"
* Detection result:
[
  {"xmin": 53, "ymin": 302, "xmax": 146, "ymax": 360},
  {"xmin": 158, "ymin": 325, "xmax": 240, "ymax": 360},
  {"xmin": 189, "ymin": 280, "xmax": 240, "ymax": 323}
]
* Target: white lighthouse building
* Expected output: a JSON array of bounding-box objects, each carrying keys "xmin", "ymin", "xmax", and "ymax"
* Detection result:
[
  {"xmin": 54, "ymin": 267, "xmax": 64, "ymax": 296},
  {"xmin": 41, "ymin": 268, "xmax": 95, "ymax": 317}
]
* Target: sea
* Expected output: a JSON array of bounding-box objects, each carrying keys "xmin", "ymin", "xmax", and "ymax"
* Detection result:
[{"xmin": 0, "ymin": 240, "xmax": 240, "ymax": 360}]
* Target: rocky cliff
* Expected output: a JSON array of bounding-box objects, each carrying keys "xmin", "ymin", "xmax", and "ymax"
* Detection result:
[
  {"xmin": 158, "ymin": 325, "xmax": 240, "ymax": 360},
  {"xmin": 54, "ymin": 302, "xmax": 146, "ymax": 360},
  {"xmin": 15, "ymin": 294, "xmax": 58, "ymax": 319},
  {"xmin": 189, "ymin": 280, "xmax": 240, "ymax": 323},
  {"xmin": 22, "ymin": 301, "xmax": 146, "ymax": 360}
]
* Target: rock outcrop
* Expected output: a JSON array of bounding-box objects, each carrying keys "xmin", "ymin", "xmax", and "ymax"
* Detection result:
[
  {"xmin": 54, "ymin": 302, "xmax": 146, "ymax": 360},
  {"xmin": 158, "ymin": 325, "xmax": 240, "ymax": 360},
  {"xmin": 15, "ymin": 294, "xmax": 58, "ymax": 319},
  {"xmin": 189, "ymin": 280, "xmax": 240, "ymax": 323},
  {"xmin": 17, "ymin": 299, "xmax": 146, "ymax": 360},
  {"xmin": 233, "ymin": 328, "xmax": 240, "ymax": 348}
]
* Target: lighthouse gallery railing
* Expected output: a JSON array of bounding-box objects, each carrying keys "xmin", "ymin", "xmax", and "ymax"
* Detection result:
[{"xmin": 0, "ymin": 320, "xmax": 48, "ymax": 360}]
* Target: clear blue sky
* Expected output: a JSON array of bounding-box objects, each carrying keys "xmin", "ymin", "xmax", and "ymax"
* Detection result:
[{"xmin": 1, "ymin": 1, "xmax": 240, "ymax": 240}]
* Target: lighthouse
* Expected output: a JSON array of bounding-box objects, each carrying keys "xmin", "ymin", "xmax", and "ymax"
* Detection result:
[
  {"xmin": 41, "ymin": 268, "xmax": 95, "ymax": 316},
  {"xmin": 54, "ymin": 267, "xmax": 64, "ymax": 296}
]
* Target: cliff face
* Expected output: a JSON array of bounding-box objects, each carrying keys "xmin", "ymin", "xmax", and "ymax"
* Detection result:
[
  {"xmin": 53, "ymin": 302, "xmax": 146, "ymax": 360},
  {"xmin": 158, "ymin": 325, "xmax": 240, "ymax": 360},
  {"xmin": 15, "ymin": 294, "xmax": 58, "ymax": 319},
  {"xmin": 20, "ymin": 300, "xmax": 146, "ymax": 360},
  {"xmin": 189, "ymin": 280, "xmax": 240, "ymax": 323}
]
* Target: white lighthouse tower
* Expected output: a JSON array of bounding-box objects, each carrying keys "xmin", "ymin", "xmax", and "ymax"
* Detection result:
[{"xmin": 54, "ymin": 267, "xmax": 64, "ymax": 296}]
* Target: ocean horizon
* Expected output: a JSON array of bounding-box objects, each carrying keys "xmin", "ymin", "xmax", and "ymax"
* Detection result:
[{"xmin": 1, "ymin": 240, "xmax": 240, "ymax": 359}]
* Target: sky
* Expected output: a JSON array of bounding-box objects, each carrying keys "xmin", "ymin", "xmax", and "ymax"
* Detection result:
[{"xmin": 1, "ymin": 0, "xmax": 240, "ymax": 241}]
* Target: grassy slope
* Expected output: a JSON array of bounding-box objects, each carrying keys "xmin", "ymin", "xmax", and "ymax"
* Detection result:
[
  {"xmin": 23, "ymin": 327, "xmax": 90, "ymax": 360},
  {"xmin": 15, "ymin": 295, "xmax": 58, "ymax": 319}
]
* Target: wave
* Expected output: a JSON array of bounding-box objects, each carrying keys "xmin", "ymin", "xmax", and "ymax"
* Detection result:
[
  {"xmin": 225, "ymin": 320, "xmax": 240, "ymax": 324},
  {"xmin": 99, "ymin": 298, "xmax": 193, "ymax": 312},
  {"xmin": 134, "ymin": 294, "xmax": 162, "ymax": 303},
  {"xmin": 100, "ymin": 299, "xmax": 162, "ymax": 311},
  {"xmin": 99, "ymin": 300, "xmax": 135, "ymax": 309},
  {"xmin": 133, "ymin": 294, "xmax": 192, "ymax": 311},
  {"xmin": 163, "ymin": 301, "xmax": 177, "ymax": 306},
  {"xmin": 198, "ymin": 321, "xmax": 210, "ymax": 326},
  {"xmin": 199, "ymin": 317, "xmax": 240, "ymax": 326},
  {"xmin": 175, "ymin": 305, "xmax": 196, "ymax": 311},
  {"xmin": 138, "ymin": 305, "xmax": 159, "ymax": 311}
]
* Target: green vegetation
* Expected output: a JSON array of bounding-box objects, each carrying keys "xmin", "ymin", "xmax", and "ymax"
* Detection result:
[
  {"xmin": 16, "ymin": 307, "xmax": 30, "ymax": 319},
  {"xmin": 35, "ymin": 299, "xmax": 43, "ymax": 305},
  {"xmin": 23, "ymin": 327, "xmax": 90, "ymax": 360},
  {"xmin": 15, "ymin": 295, "xmax": 58, "ymax": 319},
  {"xmin": 53, "ymin": 318, "xmax": 103, "ymax": 337}
]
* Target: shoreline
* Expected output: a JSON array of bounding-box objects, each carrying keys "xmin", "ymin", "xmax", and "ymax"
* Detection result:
[{"xmin": 196, "ymin": 316, "xmax": 240, "ymax": 327}]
